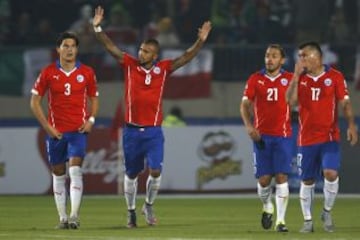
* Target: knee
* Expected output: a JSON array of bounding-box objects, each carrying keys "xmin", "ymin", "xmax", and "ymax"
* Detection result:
[
  {"xmin": 323, "ymin": 169, "xmax": 338, "ymax": 182},
  {"xmin": 149, "ymin": 169, "xmax": 161, "ymax": 178},
  {"xmin": 258, "ymin": 175, "xmax": 272, "ymax": 187},
  {"xmin": 52, "ymin": 165, "xmax": 66, "ymax": 176}
]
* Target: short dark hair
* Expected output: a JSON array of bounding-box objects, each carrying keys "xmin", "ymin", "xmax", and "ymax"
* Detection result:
[
  {"xmin": 143, "ymin": 38, "xmax": 160, "ymax": 53},
  {"xmin": 56, "ymin": 31, "xmax": 79, "ymax": 47},
  {"xmin": 298, "ymin": 41, "xmax": 322, "ymax": 57},
  {"xmin": 267, "ymin": 44, "xmax": 286, "ymax": 58}
]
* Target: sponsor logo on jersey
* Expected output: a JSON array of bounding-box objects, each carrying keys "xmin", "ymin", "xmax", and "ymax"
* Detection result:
[
  {"xmin": 258, "ymin": 80, "xmax": 265, "ymax": 85},
  {"xmin": 300, "ymin": 81, "xmax": 307, "ymax": 87}
]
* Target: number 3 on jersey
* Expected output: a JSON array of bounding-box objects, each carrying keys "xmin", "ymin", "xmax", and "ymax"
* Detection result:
[
  {"xmin": 267, "ymin": 87, "xmax": 278, "ymax": 101},
  {"xmin": 64, "ymin": 83, "xmax": 71, "ymax": 96}
]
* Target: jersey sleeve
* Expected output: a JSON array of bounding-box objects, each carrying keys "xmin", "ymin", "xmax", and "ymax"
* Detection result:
[
  {"xmin": 242, "ymin": 74, "xmax": 256, "ymax": 101},
  {"xmin": 160, "ymin": 59, "xmax": 173, "ymax": 73},
  {"xmin": 335, "ymin": 71, "xmax": 349, "ymax": 100},
  {"xmin": 121, "ymin": 53, "xmax": 137, "ymax": 68},
  {"xmin": 87, "ymin": 68, "xmax": 99, "ymax": 97},
  {"xmin": 31, "ymin": 69, "xmax": 49, "ymax": 96}
]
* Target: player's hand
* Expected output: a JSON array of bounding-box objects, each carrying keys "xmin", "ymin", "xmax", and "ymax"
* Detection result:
[
  {"xmin": 198, "ymin": 21, "xmax": 212, "ymax": 42},
  {"xmin": 79, "ymin": 120, "xmax": 94, "ymax": 133},
  {"xmin": 245, "ymin": 125, "xmax": 261, "ymax": 142},
  {"xmin": 294, "ymin": 61, "xmax": 307, "ymax": 76},
  {"xmin": 46, "ymin": 125, "xmax": 62, "ymax": 139},
  {"xmin": 93, "ymin": 6, "xmax": 104, "ymax": 27},
  {"xmin": 347, "ymin": 124, "xmax": 358, "ymax": 146}
]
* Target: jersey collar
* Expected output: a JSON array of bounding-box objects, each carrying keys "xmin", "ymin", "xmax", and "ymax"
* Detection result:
[{"xmin": 56, "ymin": 59, "xmax": 81, "ymax": 70}]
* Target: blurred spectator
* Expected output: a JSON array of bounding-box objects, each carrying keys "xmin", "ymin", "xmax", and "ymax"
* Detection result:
[
  {"xmin": 174, "ymin": 0, "xmax": 199, "ymax": 44},
  {"xmin": 292, "ymin": 0, "xmax": 331, "ymax": 44},
  {"xmin": 328, "ymin": 5, "xmax": 349, "ymax": 44},
  {"xmin": 342, "ymin": 0, "xmax": 358, "ymax": 42},
  {"xmin": 142, "ymin": 12, "xmax": 160, "ymax": 40},
  {"xmin": 105, "ymin": 3, "xmax": 138, "ymax": 45},
  {"xmin": 69, "ymin": 4, "xmax": 93, "ymax": 33},
  {"xmin": 267, "ymin": 0, "xmax": 293, "ymax": 42},
  {"xmin": 0, "ymin": 0, "xmax": 11, "ymax": 45},
  {"xmin": 156, "ymin": 17, "xmax": 180, "ymax": 47},
  {"xmin": 11, "ymin": 11, "xmax": 35, "ymax": 44},
  {"xmin": 33, "ymin": 18, "xmax": 57, "ymax": 45},
  {"xmin": 162, "ymin": 106, "xmax": 187, "ymax": 127}
]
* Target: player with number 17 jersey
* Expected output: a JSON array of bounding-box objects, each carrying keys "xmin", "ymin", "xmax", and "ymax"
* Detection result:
[
  {"xmin": 243, "ymin": 69, "xmax": 293, "ymax": 137},
  {"xmin": 121, "ymin": 53, "xmax": 172, "ymax": 126},
  {"xmin": 297, "ymin": 65, "xmax": 349, "ymax": 146}
]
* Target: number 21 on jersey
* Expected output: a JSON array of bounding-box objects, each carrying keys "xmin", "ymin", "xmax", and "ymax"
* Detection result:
[{"xmin": 267, "ymin": 87, "xmax": 278, "ymax": 101}]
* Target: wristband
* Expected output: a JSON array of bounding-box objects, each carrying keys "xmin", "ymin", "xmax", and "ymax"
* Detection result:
[
  {"xmin": 88, "ymin": 116, "xmax": 95, "ymax": 124},
  {"xmin": 94, "ymin": 26, "xmax": 102, "ymax": 33}
]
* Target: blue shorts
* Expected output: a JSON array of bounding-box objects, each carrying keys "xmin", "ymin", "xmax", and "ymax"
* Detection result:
[
  {"xmin": 253, "ymin": 135, "xmax": 293, "ymax": 178},
  {"xmin": 297, "ymin": 141, "xmax": 340, "ymax": 181},
  {"xmin": 122, "ymin": 125, "xmax": 164, "ymax": 177},
  {"xmin": 46, "ymin": 132, "xmax": 87, "ymax": 166}
]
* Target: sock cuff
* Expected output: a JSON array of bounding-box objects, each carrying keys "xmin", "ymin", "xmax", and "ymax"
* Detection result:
[
  {"xmin": 276, "ymin": 182, "xmax": 289, "ymax": 188},
  {"xmin": 257, "ymin": 182, "xmax": 271, "ymax": 190},
  {"xmin": 301, "ymin": 182, "xmax": 315, "ymax": 189},
  {"xmin": 324, "ymin": 177, "xmax": 339, "ymax": 185},
  {"xmin": 52, "ymin": 174, "xmax": 66, "ymax": 180},
  {"xmin": 69, "ymin": 166, "xmax": 82, "ymax": 177}
]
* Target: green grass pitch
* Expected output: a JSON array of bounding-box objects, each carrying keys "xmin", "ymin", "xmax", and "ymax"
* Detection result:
[{"xmin": 1, "ymin": 195, "xmax": 359, "ymax": 240}]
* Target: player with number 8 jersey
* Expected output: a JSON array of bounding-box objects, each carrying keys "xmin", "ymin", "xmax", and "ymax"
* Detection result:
[
  {"xmin": 93, "ymin": 5, "xmax": 212, "ymax": 228},
  {"xmin": 121, "ymin": 54, "xmax": 172, "ymax": 126}
]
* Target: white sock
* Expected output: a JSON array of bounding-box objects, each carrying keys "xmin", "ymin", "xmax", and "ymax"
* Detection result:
[
  {"xmin": 124, "ymin": 175, "xmax": 138, "ymax": 210},
  {"xmin": 69, "ymin": 166, "xmax": 83, "ymax": 219},
  {"xmin": 257, "ymin": 182, "xmax": 274, "ymax": 213},
  {"xmin": 323, "ymin": 177, "xmax": 339, "ymax": 211},
  {"xmin": 53, "ymin": 174, "xmax": 67, "ymax": 222},
  {"xmin": 299, "ymin": 182, "xmax": 315, "ymax": 221},
  {"xmin": 275, "ymin": 182, "xmax": 289, "ymax": 225},
  {"xmin": 146, "ymin": 175, "xmax": 162, "ymax": 205}
]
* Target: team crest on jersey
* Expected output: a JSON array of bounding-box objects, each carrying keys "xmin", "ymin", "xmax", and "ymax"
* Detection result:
[
  {"xmin": 77, "ymin": 75, "xmax": 84, "ymax": 83},
  {"xmin": 153, "ymin": 67, "xmax": 161, "ymax": 74},
  {"xmin": 324, "ymin": 78, "xmax": 332, "ymax": 86},
  {"xmin": 280, "ymin": 78, "xmax": 288, "ymax": 86}
]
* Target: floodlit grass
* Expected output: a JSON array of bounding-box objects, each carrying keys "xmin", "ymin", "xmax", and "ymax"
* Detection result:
[{"xmin": 1, "ymin": 195, "xmax": 360, "ymax": 240}]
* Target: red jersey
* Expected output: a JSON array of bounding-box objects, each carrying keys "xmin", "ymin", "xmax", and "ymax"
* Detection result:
[
  {"xmin": 243, "ymin": 69, "xmax": 293, "ymax": 137},
  {"xmin": 297, "ymin": 66, "xmax": 348, "ymax": 146},
  {"xmin": 31, "ymin": 60, "xmax": 99, "ymax": 132},
  {"xmin": 121, "ymin": 53, "xmax": 173, "ymax": 126}
]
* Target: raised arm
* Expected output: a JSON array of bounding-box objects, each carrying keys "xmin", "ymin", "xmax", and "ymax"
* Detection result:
[
  {"xmin": 93, "ymin": 6, "xmax": 124, "ymax": 62},
  {"xmin": 286, "ymin": 62, "xmax": 304, "ymax": 106},
  {"xmin": 171, "ymin": 21, "xmax": 212, "ymax": 72}
]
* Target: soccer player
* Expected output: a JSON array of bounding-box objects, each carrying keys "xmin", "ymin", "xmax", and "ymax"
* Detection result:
[
  {"xmin": 286, "ymin": 41, "xmax": 358, "ymax": 233},
  {"xmin": 30, "ymin": 32, "xmax": 99, "ymax": 229},
  {"xmin": 240, "ymin": 44, "xmax": 293, "ymax": 232},
  {"xmin": 92, "ymin": 6, "xmax": 211, "ymax": 228}
]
